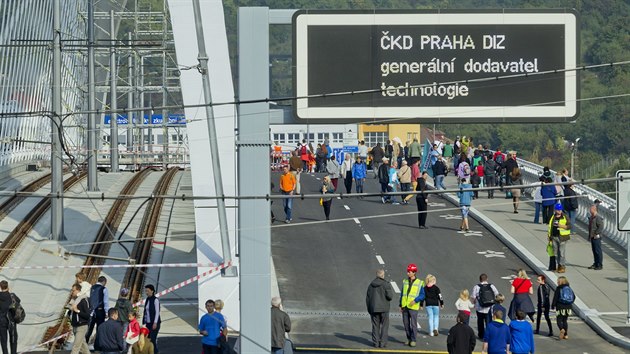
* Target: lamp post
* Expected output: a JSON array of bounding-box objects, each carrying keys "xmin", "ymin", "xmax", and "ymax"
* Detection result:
[{"xmin": 570, "ymin": 137, "xmax": 581, "ymax": 178}]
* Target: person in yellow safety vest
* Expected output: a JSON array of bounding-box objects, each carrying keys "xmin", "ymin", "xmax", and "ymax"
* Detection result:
[
  {"xmin": 548, "ymin": 203, "xmax": 571, "ymax": 274},
  {"xmin": 399, "ymin": 263, "xmax": 425, "ymax": 347}
]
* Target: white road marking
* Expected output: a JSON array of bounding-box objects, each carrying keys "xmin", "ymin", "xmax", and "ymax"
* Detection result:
[
  {"xmin": 376, "ymin": 255, "xmax": 385, "ymax": 264},
  {"xmin": 315, "ymin": 177, "xmax": 321, "ymax": 180},
  {"xmin": 353, "ymin": 218, "xmax": 360, "ymax": 224},
  {"xmin": 477, "ymin": 250, "xmax": 506, "ymax": 258},
  {"xmin": 337, "ymin": 197, "xmax": 341, "ymax": 200},
  {"xmin": 501, "ymin": 275, "xmax": 517, "ymax": 280},
  {"xmin": 344, "ymin": 205, "xmax": 350, "ymax": 210},
  {"xmin": 439, "ymin": 214, "xmax": 461, "ymax": 220},
  {"xmin": 391, "ymin": 282, "xmax": 401, "ymax": 293},
  {"xmin": 364, "ymin": 234, "xmax": 372, "ymax": 242},
  {"xmin": 428, "ymin": 202, "xmax": 446, "ymax": 207}
]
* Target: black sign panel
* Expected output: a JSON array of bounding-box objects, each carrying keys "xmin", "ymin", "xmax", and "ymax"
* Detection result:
[{"xmin": 293, "ymin": 10, "xmax": 578, "ymax": 122}]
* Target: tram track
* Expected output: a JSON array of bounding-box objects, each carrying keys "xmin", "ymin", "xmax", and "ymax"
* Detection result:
[
  {"xmin": 0, "ymin": 173, "xmax": 52, "ymax": 222},
  {"xmin": 44, "ymin": 168, "xmax": 180, "ymax": 349},
  {"xmin": 0, "ymin": 172, "xmax": 86, "ymax": 268}
]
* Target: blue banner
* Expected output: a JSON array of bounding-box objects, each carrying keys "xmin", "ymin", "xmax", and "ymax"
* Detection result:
[{"xmin": 103, "ymin": 113, "xmax": 186, "ymax": 125}]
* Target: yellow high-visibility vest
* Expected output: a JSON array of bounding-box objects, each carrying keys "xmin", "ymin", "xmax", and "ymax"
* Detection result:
[
  {"xmin": 548, "ymin": 215, "xmax": 570, "ymax": 236},
  {"xmin": 401, "ymin": 278, "xmax": 424, "ymax": 310}
]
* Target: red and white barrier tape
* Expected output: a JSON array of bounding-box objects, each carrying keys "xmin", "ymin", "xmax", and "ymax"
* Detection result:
[
  {"xmin": 134, "ymin": 261, "xmax": 232, "ymax": 307},
  {"xmin": 0, "ymin": 262, "xmax": 219, "ymax": 270},
  {"xmin": 18, "ymin": 331, "xmax": 69, "ymax": 354}
]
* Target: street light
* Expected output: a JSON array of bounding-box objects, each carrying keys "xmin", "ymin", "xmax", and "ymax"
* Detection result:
[{"xmin": 571, "ymin": 137, "xmax": 581, "ymax": 179}]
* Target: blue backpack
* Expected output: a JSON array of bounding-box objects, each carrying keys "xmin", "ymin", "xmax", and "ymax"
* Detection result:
[{"xmin": 558, "ymin": 286, "xmax": 575, "ymax": 305}]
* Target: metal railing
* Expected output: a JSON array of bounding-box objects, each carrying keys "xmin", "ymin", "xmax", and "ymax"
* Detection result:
[{"xmin": 516, "ymin": 157, "xmax": 625, "ymax": 248}]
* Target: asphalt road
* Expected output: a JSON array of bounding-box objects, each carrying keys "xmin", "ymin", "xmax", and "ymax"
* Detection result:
[{"xmin": 271, "ymin": 171, "xmax": 625, "ymax": 354}]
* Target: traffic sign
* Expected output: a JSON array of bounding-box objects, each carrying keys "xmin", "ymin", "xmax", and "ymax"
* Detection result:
[
  {"xmin": 293, "ymin": 10, "xmax": 578, "ymax": 122},
  {"xmin": 617, "ymin": 170, "xmax": 630, "ymax": 231},
  {"xmin": 343, "ymin": 130, "xmax": 358, "ymax": 153}
]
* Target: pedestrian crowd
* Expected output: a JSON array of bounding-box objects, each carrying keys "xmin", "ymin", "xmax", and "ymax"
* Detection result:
[{"xmin": 364, "ymin": 265, "xmax": 577, "ymax": 353}]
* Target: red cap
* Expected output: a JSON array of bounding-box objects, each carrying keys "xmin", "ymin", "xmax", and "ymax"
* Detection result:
[
  {"xmin": 407, "ymin": 263, "xmax": 418, "ymax": 273},
  {"xmin": 140, "ymin": 327, "xmax": 150, "ymax": 336}
]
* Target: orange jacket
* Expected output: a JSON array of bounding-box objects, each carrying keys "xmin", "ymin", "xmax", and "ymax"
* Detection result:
[{"xmin": 280, "ymin": 172, "xmax": 296, "ymax": 192}]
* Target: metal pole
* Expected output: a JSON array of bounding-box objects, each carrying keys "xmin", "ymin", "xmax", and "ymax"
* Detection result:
[
  {"xmin": 87, "ymin": 0, "xmax": 98, "ymax": 190},
  {"xmin": 139, "ymin": 55, "xmax": 145, "ymax": 164},
  {"xmin": 192, "ymin": 0, "xmax": 235, "ymax": 276},
  {"xmin": 238, "ymin": 7, "xmax": 272, "ymax": 354},
  {"xmin": 110, "ymin": 10, "xmax": 119, "ymax": 172},
  {"xmin": 627, "ymin": 231, "xmax": 630, "ymax": 324},
  {"xmin": 162, "ymin": 45, "xmax": 168, "ymax": 169},
  {"xmin": 51, "ymin": 0, "xmax": 65, "ymax": 241},
  {"xmin": 127, "ymin": 32, "xmax": 133, "ymax": 151},
  {"xmin": 571, "ymin": 148, "xmax": 575, "ymax": 179}
]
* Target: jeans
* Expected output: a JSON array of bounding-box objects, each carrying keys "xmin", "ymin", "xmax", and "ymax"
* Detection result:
[
  {"xmin": 281, "ymin": 191, "xmax": 292, "ymax": 221},
  {"xmin": 355, "ymin": 178, "xmax": 364, "ymax": 194},
  {"xmin": 476, "ymin": 311, "xmax": 489, "ymax": 339},
  {"xmin": 417, "ymin": 196, "xmax": 427, "ymax": 227},
  {"xmin": 401, "ymin": 308, "xmax": 418, "ymax": 342},
  {"xmin": 203, "ymin": 344, "xmax": 221, "ymax": 354},
  {"xmin": 435, "ymin": 174, "xmax": 445, "ymax": 190},
  {"xmin": 536, "ymin": 304, "xmax": 552, "ymax": 334},
  {"xmin": 372, "ymin": 161, "xmax": 381, "ymax": 178},
  {"xmin": 552, "ymin": 237, "xmax": 567, "ymax": 267},
  {"xmin": 322, "ymin": 199, "xmax": 332, "ymax": 220},
  {"xmin": 86, "ymin": 309, "xmax": 106, "ymax": 343},
  {"xmin": 485, "ymin": 175, "xmax": 496, "ymax": 198},
  {"xmin": 380, "ymin": 182, "xmax": 390, "ymax": 202},
  {"xmin": 425, "ymin": 306, "xmax": 440, "ymax": 334},
  {"xmin": 272, "ymin": 347, "xmax": 284, "ymax": 354},
  {"xmin": 401, "ymin": 183, "xmax": 411, "ymax": 201},
  {"xmin": 567, "ymin": 209, "xmax": 577, "ymax": 229},
  {"xmin": 556, "ymin": 314, "xmax": 569, "ymax": 335},
  {"xmin": 591, "ymin": 237, "xmax": 603, "ymax": 267},
  {"xmin": 344, "ymin": 171, "xmax": 353, "ymax": 193},
  {"xmin": 534, "ymin": 202, "xmax": 542, "ymax": 223}
]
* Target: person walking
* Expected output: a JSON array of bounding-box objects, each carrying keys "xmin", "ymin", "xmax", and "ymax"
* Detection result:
[
  {"xmin": 388, "ymin": 161, "xmax": 400, "ymax": 205},
  {"xmin": 510, "ymin": 168, "xmax": 523, "ymax": 213},
  {"xmin": 509, "ymin": 310, "xmax": 535, "ymax": 354},
  {"xmin": 399, "ymin": 264, "xmax": 425, "ymax": 347},
  {"xmin": 588, "ymin": 199, "xmax": 604, "ymax": 270},
  {"xmin": 531, "ymin": 176, "xmax": 544, "ymax": 223},
  {"xmin": 125, "ymin": 311, "xmax": 140, "ymax": 351},
  {"xmin": 378, "ymin": 158, "xmax": 390, "ymax": 203},
  {"xmin": 142, "ymin": 284, "xmax": 161, "ymax": 353},
  {"xmin": 508, "ymin": 270, "xmax": 535, "ymax": 321},
  {"xmin": 0, "ymin": 280, "xmax": 17, "ymax": 354},
  {"xmin": 455, "ymin": 290, "xmax": 474, "ymax": 326},
  {"xmin": 352, "ymin": 156, "xmax": 367, "ymax": 196},
  {"xmin": 404, "ymin": 159, "xmax": 421, "ymax": 204},
  {"xmin": 423, "ymin": 274, "xmax": 444, "ymax": 337},
  {"xmin": 279, "ymin": 166, "xmax": 296, "ymax": 223},
  {"xmin": 551, "ymin": 276, "xmax": 575, "ymax": 340},
  {"xmin": 288, "ymin": 150, "xmax": 303, "ymax": 194},
  {"xmin": 198, "ymin": 299, "xmax": 226, "ymax": 354},
  {"xmin": 534, "ymin": 275, "xmax": 553, "ymax": 336},
  {"xmin": 370, "ymin": 143, "xmax": 385, "ymax": 178},
  {"xmin": 365, "ymin": 269, "xmax": 394, "ymax": 348},
  {"xmin": 483, "ymin": 156, "xmax": 497, "ymax": 199},
  {"xmin": 548, "ymin": 203, "xmax": 572, "ymax": 273},
  {"xmin": 320, "ymin": 176, "xmax": 335, "ymax": 220},
  {"xmin": 563, "ymin": 182, "xmax": 579, "ymax": 227},
  {"xmin": 115, "ymin": 288, "xmax": 134, "ymax": 342},
  {"xmin": 416, "ymin": 171, "xmax": 429, "ymax": 229},
  {"xmin": 481, "ymin": 310, "xmax": 510, "ymax": 354},
  {"xmin": 271, "ymin": 297, "xmax": 291, "ymax": 354},
  {"xmin": 540, "ymin": 172, "xmax": 556, "ymax": 223},
  {"xmin": 341, "ymin": 154, "xmax": 354, "ymax": 194},
  {"xmin": 69, "ymin": 283, "xmax": 91, "ymax": 354},
  {"xmin": 326, "ymin": 155, "xmax": 341, "ymax": 190},
  {"xmin": 398, "ymin": 160, "xmax": 412, "ymax": 204},
  {"xmin": 86, "ymin": 276, "xmax": 109, "ymax": 344},
  {"xmin": 447, "ymin": 313, "xmax": 476, "ymax": 354},
  {"xmin": 432, "ymin": 155, "xmax": 447, "ymax": 190},
  {"xmin": 471, "ymin": 274, "xmax": 499, "ymax": 340},
  {"xmin": 95, "ymin": 308, "xmax": 125, "ymax": 354},
  {"xmin": 408, "ymin": 138, "xmax": 422, "ymax": 164},
  {"xmin": 458, "ymin": 178, "xmax": 474, "ymax": 232}
]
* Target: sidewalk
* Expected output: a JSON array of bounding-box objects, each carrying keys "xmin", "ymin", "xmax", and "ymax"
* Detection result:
[{"xmin": 438, "ymin": 174, "xmax": 630, "ymax": 349}]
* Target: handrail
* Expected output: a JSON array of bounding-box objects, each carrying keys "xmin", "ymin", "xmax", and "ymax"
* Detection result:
[{"xmin": 515, "ymin": 157, "xmax": 625, "ymax": 248}]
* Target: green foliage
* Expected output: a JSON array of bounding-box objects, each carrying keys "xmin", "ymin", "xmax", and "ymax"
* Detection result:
[{"xmin": 217, "ymin": 0, "xmax": 630, "ymax": 188}]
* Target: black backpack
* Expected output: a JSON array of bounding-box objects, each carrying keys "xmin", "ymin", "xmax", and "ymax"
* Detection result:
[
  {"xmin": 8, "ymin": 293, "xmax": 25, "ymax": 324},
  {"xmin": 477, "ymin": 283, "xmax": 495, "ymax": 308}
]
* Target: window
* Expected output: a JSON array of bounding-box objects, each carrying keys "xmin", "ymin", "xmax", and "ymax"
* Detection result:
[
  {"xmin": 407, "ymin": 132, "xmax": 418, "ymax": 141},
  {"xmin": 287, "ymin": 133, "xmax": 300, "ymax": 145},
  {"xmin": 332, "ymin": 132, "xmax": 343, "ymax": 143},
  {"xmin": 317, "ymin": 133, "xmax": 330, "ymax": 143},
  {"xmin": 304, "ymin": 133, "xmax": 314, "ymax": 143},
  {"xmin": 157, "ymin": 135, "xmax": 164, "ymax": 144},
  {"xmin": 273, "ymin": 133, "xmax": 286, "ymax": 143},
  {"xmin": 364, "ymin": 132, "xmax": 388, "ymax": 147}
]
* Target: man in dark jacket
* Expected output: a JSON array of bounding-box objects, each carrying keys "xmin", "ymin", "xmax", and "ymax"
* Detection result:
[
  {"xmin": 0, "ymin": 280, "xmax": 15, "ymax": 354},
  {"xmin": 563, "ymin": 183, "xmax": 579, "ymax": 227},
  {"xmin": 378, "ymin": 158, "xmax": 391, "ymax": 203},
  {"xmin": 588, "ymin": 200, "xmax": 604, "ymax": 270},
  {"xmin": 502, "ymin": 152, "xmax": 519, "ymax": 184},
  {"xmin": 447, "ymin": 312, "xmax": 476, "ymax": 354},
  {"xmin": 366, "ymin": 269, "xmax": 394, "ymax": 348},
  {"xmin": 432, "ymin": 155, "xmax": 448, "ymax": 190},
  {"xmin": 95, "ymin": 308, "xmax": 124, "ymax": 354},
  {"xmin": 370, "ymin": 143, "xmax": 386, "ymax": 178},
  {"xmin": 143, "ymin": 284, "xmax": 161, "ymax": 353},
  {"xmin": 271, "ymin": 297, "xmax": 291, "ymax": 353},
  {"xmin": 69, "ymin": 283, "xmax": 91, "ymax": 354}
]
